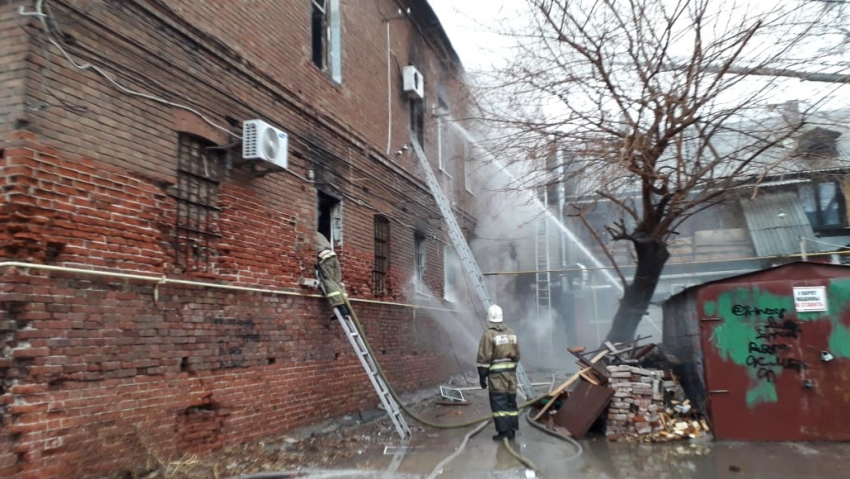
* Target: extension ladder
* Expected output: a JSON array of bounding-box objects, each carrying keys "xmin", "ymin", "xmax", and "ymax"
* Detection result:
[
  {"xmin": 535, "ymin": 187, "xmax": 554, "ymax": 359},
  {"xmin": 334, "ymin": 307, "xmax": 411, "ymax": 440},
  {"xmin": 409, "ymin": 136, "xmax": 536, "ymax": 399}
]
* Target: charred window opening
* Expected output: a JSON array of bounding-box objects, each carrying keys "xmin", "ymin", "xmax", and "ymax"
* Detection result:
[
  {"xmin": 311, "ymin": 0, "xmax": 328, "ymax": 70},
  {"xmin": 373, "ymin": 215, "xmax": 390, "ymax": 297},
  {"xmin": 173, "ymin": 134, "xmax": 223, "ymax": 273},
  {"xmin": 410, "ymin": 99, "xmax": 425, "ymax": 146},
  {"xmin": 414, "ymin": 232, "xmax": 426, "ymax": 293},
  {"xmin": 317, "ymin": 191, "xmax": 342, "ymax": 249}
]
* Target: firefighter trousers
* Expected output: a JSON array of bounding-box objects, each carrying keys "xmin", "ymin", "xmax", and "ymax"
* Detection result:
[{"xmin": 489, "ymin": 391, "xmax": 519, "ymax": 435}]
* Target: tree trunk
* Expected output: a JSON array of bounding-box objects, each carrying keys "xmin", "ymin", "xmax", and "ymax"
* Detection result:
[{"xmin": 605, "ymin": 238, "xmax": 669, "ymax": 344}]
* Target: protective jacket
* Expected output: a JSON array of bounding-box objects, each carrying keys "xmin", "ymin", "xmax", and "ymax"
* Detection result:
[
  {"xmin": 477, "ymin": 322, "xmax": 520, "ymax": 393},
  {"xmin": 477, "ymin": 321, "xmax": 520, "ymax": 437},
  {"xmin": 315, "ymin": 233, "xmax": 346, "ymax": 308}
]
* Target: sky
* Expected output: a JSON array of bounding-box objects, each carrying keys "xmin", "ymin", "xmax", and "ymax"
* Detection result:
[
  {"xmin": 428, "ymin": 0, "xmax": 850, "ymax": 112},
  {"xmin": 428, "ymin": 0, "xmax": 516, "ymax": 71}
]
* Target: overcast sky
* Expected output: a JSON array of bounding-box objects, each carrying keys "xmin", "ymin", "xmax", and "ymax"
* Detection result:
[
  {"xmin": 428, "ymin": 0, "xmax": 850, "ymax": 110},
  {"xmin": 428, "ymin": 0, "xmax": 517, "ymax": 71}
]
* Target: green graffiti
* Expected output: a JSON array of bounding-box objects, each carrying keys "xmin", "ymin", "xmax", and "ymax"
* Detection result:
[
  {"xmin": 746, "ymin": 378, "xmax": 778, "ymax": 406},
  {"xmin": 707, "ymin": 287, "xmax": 795, "ymax": 408},
  {"xmin": 827, "ymin": 279, "xmax": 850, "ymax": 359},
  {"xmin": 706, "ymin": 279, "xmax": 850, "ymax": 409}
]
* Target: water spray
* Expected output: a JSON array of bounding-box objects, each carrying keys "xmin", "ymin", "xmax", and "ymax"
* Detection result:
[{"xmin": 448, "ymin": 122, "xmax": 624, "ymax": 293}]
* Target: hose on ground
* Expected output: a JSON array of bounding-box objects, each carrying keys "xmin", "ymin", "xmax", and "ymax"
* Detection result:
[
  {"xmin": 342, "ymin": 299, "xmax": 563, "ymax": 475},
  {"xmin": 502, "ymin": 436, "xmax": 539, "ymax": 472},
  {"xmin": 524, "ymin": 409, "xmax": 584, "ymax": 462},
  {"xmin": 343, "ymin": 298, "xmax": 549, "ymax": 429},
  {"xmin": 425, "ymin": 420, "xmax": 491, "ymax": 479}
]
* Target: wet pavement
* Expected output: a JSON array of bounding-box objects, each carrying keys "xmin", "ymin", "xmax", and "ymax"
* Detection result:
[{"xmin": 260, "ymin": 389, "xmax": 850, "ymax": 479}]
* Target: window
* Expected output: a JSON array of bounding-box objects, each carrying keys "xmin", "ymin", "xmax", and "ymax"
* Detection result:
[
  {"xmin": 414, "ymin": 232, "xmax": 427, "ymax": 293},
  {"xmin": 173, "ymin": 134, "xmax": 223, "ymax": 273},
  {"xmin": 311, "ymin": 0, "xmax": 341, "ymax": 83},
  {"xmin": 463, "ymin": 143, "xmax": 473, "ymax": 193},
  {"xmin": 317, "ymin": 191, "xmax": 342, "ymax": 249},
  {"xmin": 373, "ymin": 215, "xmax": 390, "ymax": 297},
  {"xmin": 437, "ymin": 98, "xmax": 450, "ymax": 172},
  {"xmin": 799, "ymin": 181, "xmax": 846, "ymax": 231},
  {"xmin": 444, "ymin": 245, "xmax": 458, "ymax": 302},
  {"xmin": 410, "ymin": 99, "xmax": 424, "ymax": 147}
]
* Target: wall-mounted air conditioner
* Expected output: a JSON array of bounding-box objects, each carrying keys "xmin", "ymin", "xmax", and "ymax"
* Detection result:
[
  {"xmin": 402, "ymin": 65, "xmax": 425, "ymax": 100},
  {"xmin": 242, "ymin": 119, "xmax": 288, "ymax": 169}
]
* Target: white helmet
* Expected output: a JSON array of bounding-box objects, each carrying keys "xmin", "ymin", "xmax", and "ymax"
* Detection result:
[{"xmin": 487, "ymin": 304, "xmax": 503, "ymax": 323}]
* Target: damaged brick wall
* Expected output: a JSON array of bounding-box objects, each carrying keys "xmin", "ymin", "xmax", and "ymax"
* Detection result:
[
  {"xmin": 0, "ymin": 269, "xmax": 456, "ymax": 478},
  {"xmin": 0, "ymin": 0, "xmax": 476, "ymax": 477}
]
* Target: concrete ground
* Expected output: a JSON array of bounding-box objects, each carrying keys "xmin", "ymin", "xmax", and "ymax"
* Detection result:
[{"xmin": 233, "ymin": 388, "xmax": 850, "ymax": 479}]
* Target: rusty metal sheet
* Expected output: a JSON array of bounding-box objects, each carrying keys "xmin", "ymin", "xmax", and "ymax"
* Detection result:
[
  {"xmin": 552, "ymin": 379, "xmax": 614, "ymax": 438},
  {"xmin": 694, "ymin": 262, "xmax": 850, "ymax": 441}
]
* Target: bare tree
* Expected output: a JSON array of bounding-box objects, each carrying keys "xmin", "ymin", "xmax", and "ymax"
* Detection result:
[{"xmin": 473, "ymin": 0, "xmax": 849, "ymax": 342}]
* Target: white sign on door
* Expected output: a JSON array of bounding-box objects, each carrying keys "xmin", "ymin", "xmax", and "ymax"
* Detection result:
[{"xmin": 793, "ymin": 286, "xmax": 828, "ymax": 312}]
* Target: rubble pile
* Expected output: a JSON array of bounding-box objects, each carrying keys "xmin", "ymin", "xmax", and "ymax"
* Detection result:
[
  {"xmin": 529, "ymin": 337, "xmax": 711, "ymax": 444},
  {"xmin": 605, "ymin": 365, "xmax": 665, "ymax": 439},
  {"xmin": 605, "ymin": 365, "xmax": 711, "ymax": 442}
]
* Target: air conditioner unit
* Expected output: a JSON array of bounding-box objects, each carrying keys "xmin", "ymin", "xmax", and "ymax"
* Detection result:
[
  {"xmin": 242, "ymin": 119, "xmax": 288, "ymax": 169},
  {"xmin": 402, "ymin": 65, "xmax": 425, "ymax": 100}
]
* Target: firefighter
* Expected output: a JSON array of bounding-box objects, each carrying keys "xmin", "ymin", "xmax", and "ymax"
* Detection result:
[
  {"xmin": 477, "ymin": 304, "xmax": 520, "ymax": 441},
  {"xmin": 315, "ymin": 232, "xmax": 349, "ymax": 318}
]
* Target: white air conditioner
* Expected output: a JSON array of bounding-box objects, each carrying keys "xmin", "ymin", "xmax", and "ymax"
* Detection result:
[
  {"xmin": 242, "ymin": 119, "xmax": 288, "ymax": 169},
  {"xmin": 402, "ymin": 65, "xmax": 425, "ymax": 100}
]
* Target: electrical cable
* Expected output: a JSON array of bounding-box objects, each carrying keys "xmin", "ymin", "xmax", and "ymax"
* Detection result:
[
  {"xmin": 21, "ymin": 0, "xmax": 240, "ymax": 139},
  {"xmin": 30, "ymin": 0, "xmax": 449, "ymax": 238}
]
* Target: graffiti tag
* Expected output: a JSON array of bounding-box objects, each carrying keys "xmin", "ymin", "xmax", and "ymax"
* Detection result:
[{"xmin": 731, "ymin": 305, "xmax": 786, "ymax": 318}]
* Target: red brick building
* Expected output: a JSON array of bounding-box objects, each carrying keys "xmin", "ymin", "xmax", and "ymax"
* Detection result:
[{"xmin": 0, "ymin": 1, "xmax": 479, "ymax": 476}]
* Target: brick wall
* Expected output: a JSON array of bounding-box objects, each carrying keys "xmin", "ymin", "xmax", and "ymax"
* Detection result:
[
  {"xmin": 0, "ymin": 0, "xmax": 479, "ymax": 476},
  {"xmin": 0, "ymin": 1, "xmax": 28, "ymax": 138}
]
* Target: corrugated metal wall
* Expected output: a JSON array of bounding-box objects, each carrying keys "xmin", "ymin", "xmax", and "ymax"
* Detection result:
[{"xmin": 665, "ymin": 263, "xmax": 850, "ymax": 441}]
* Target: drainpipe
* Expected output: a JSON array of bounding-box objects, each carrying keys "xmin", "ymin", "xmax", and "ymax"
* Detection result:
[
  {"xmin": 556, "ymin": 148, "xmax": 568, "ymax": 269},
  {"xmin": 800, "ymin": 236, "xmax": 808, "ymax": 261}
]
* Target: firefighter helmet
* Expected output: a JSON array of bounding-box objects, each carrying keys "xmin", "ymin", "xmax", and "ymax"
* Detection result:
[{"xmin": 487, "ymin": 304, "xmax": 503, "ymax": 323}]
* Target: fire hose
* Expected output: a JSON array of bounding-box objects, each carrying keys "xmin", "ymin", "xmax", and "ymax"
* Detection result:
[{"xmin": 342, "ymin": 298, "xmax": 584, "ymax": 475}]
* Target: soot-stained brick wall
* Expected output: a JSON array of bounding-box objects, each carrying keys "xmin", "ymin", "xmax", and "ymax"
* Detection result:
[{"xmin": 0, "ymin": 0, "xmax": 477, "ymax": 477}]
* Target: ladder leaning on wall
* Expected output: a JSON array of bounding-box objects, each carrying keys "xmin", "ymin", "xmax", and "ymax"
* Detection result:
[{"xmin": 409, "ymin": 136, "xmax": 536, "ymax": 400}]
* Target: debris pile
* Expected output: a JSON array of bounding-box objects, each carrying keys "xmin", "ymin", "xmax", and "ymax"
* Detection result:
[
  {"xmin": 530, "ymin": 337, "xmax": 711, "ymax": 443},
  {"xmin": 605, "ymin": 365, "xmax": 665, "ymax": 440},
  {"xmin": 606, "ymin": 365, "xmax": 711, "ymax": 442}
]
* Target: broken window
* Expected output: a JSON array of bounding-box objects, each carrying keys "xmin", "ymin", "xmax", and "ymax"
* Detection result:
[
  {"xmin": 173, "ymin": 134, "xmax": 223, "ymax": 273},
  {"xmin": 373, "ymin": 215, "xmax": 390, "ymax": 297},
  {"xmin": 311, "ymin": 0, "xmax": 342, "ymax": 83},
  {"xmin": 414, "ymin": 232, "xmax": 427, "ymax": 293},
  {"xmin": 799, "ymin": 181, "xmax": 846, "ymax": 231},
  {"xmin": 317, "ymin": 191, "xmax": 342, "ymax": 249},
  {"xmin": 410, "ymin": 99, "xmax": 425, "ymax": 147}
]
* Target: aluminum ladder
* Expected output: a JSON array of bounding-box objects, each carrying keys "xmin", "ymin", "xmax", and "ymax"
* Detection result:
[
  {"xmin": 409, "ymin": 136, "xmax": 536, "ymax": 399},
  {"xmin": 535, "ymin": 187, "xmax": 554, "ymax": 359},
  {"xmin": 333, "ymin": 307, "xmax": 411, "ymax": 440}
]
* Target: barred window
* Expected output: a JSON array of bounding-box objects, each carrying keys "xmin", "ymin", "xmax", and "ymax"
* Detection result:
[
  {"xmin": 172, "ymin": 134, "xmax": 223, "ymax": 273},
  {"xmin": 373, "ymin": 215, "xmax": 390, "ymax": 296}
]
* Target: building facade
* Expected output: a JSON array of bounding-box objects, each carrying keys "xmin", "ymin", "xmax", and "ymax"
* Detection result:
[{"xmin": 0, "ymin": 1, "xmax": 479, "ymax": 476}]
